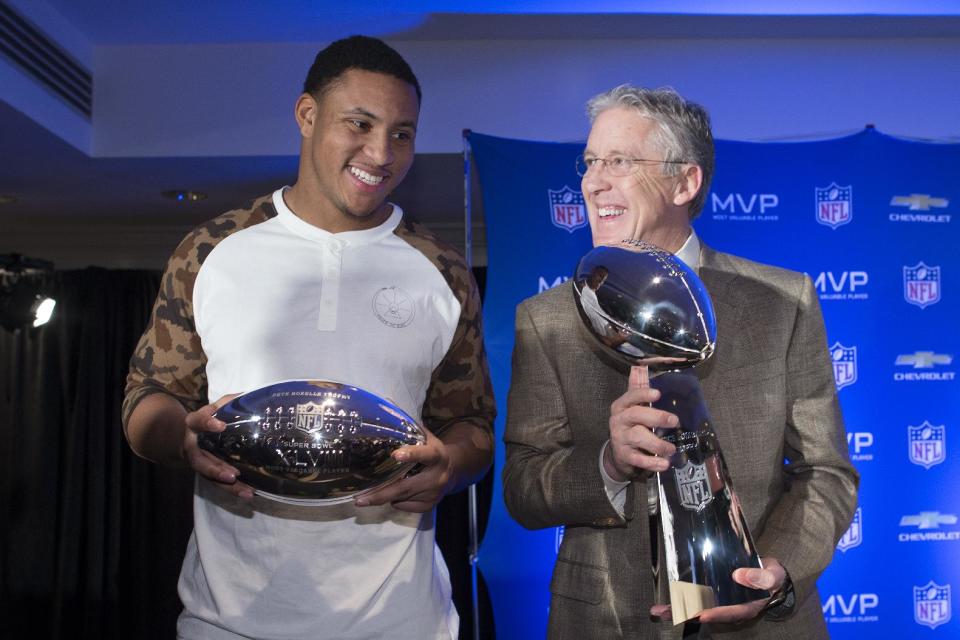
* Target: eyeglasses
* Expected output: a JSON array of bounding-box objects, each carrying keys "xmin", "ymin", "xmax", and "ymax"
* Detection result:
[{"xmin": 575, "ymin": 154, "xmax": 688, "ymax": 178}]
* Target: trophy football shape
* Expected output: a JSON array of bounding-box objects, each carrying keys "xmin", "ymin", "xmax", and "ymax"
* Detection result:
[{"xmin": 198, "ymin": 380, "xmax": 426, "ymax": 505}]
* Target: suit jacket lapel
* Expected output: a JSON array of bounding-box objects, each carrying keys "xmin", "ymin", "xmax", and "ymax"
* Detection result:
[{"xmin": 696, "ymin": 244, "xmax": 747, "ymax": 397}]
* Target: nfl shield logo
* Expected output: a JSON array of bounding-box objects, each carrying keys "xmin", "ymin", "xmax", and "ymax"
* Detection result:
[
  {"xmin": 295, "ymin": 401, "xmax": 324, "ymax": 433},
  {"xmin": 674, "ymin": 460, "xmax": 713, "ymax": 512},
  {"xmin": 837, "ymin": 507, "xmax": 862, "ymax": 552},
  {"xmin": 909, "ymin": 421, "xmax": 946, "ymax": 469},
  {"xmin": 914, "ymin": 581, "xmax": 951, "ymax": 630},
  {"xmin": 548, "ymin": 186, "xmax": 588, "ymax": 232},
  {"xmin": 904, "ymin": 262, "xmax": 941, "ymax": 309},
  {"xmin": 815, "ymin": 183, "xmax": 853, "ymax": 229},
  {"xmin": 830, "ymin": 342, "xmax": 857, "ymax": 391}
]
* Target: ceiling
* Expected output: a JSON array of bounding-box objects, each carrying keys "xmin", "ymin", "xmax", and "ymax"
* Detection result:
[{"xmin": 40, "ymin": 1, "xmax": 960, "ymax": 45}]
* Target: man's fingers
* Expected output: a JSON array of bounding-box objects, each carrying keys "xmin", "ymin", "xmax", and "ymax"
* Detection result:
[
  {"xmin": 356, "ymin": 457, "xmax": 446, "ymax": 510},
  {"xmin": 608, "ymin": 403, "xmax": 679, "ymax": 473},
  {"xmin": 188, "ymin": 448, "xmax": 239, "ymax": 482},
  {"xmin": 698, "ymin": 563, "xmax": 783, "ymax": 624},
  {"xmin": 610, "ymin": 386, "xmax": 661, "ymax": 414},
  {"xmin": 356, "ymin": 484, "xmax": 436, "ymax": 512},
  {"xmin": 617, "ymin": 405, "xmax": 679, "ymax": 430},
  {"xmin": 629, "ymin": 365, "xmax": 650, "ymax": 390},
  {"xmin": 392, "ymin": 443, "xmax": 439, "ymax": 465},
  {"xmin": 650, "ymin": 604, "xmax": 672, "ymax": 621},
  {"xmin": 185, "ymin": 407, "xmax": 225, "ymax": 434},
  {"xmin": 219, "ymin": 480, "xmax": 255, "ymax": 499},
  {"xmin": 733, "ymin": 558, "xmax": 785, "ymax": 592},
  {"xmin": 697, "ymin": 600, "xmax": 765, "ymax": 624},
  {"xmin": 179, "ymin": 393, "xmax": 251, "ymax": 499},
  {"xmin": 733, "ymin": 568, "xmax": 778, "ymax": 591},
  {"xmin": 185, "ymin": 394, "xmax": 242, "ymax": 434},
  {"xmin": 356, "ymin": 431, "xmax": 450, "ymax": 511},
  {"xmin": 356, "ymin": 473, "xmax": 421, "ymax": 507},
  {"xmin": 187, "ymin": 449, "xmax": 254, "ymax": 499},
  {"xmin": 616, "ymin": 447, "xmax": 671, "ymax": 472},
  {"xmin": 617, "ymin": 427, "xmax": 675, "ymax": 458},
  {"xmin": 359, "ymin": 484, "xmax": 435, "ymax": 512}
]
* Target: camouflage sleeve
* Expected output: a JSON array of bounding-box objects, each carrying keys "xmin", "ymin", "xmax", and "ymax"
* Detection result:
[
  {"xmin": 122, "ymin": 196, "xmax": 275, "ymax": 432},
  {"xmin": 420, "ymin": 256, "xmax": 496, "ymax": 438},
  {"xmin": 121, "ymin": 231, "xmax": 209, "ymax": 431}
]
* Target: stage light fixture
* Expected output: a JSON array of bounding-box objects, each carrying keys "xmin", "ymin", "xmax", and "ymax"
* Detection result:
[{"xmin": 0, "ymin": 254, "xmax": 57, "ymax": 332}]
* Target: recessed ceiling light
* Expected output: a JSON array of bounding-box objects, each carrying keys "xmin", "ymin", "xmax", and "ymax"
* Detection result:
[
  {"xmin": 0, "ymin": 195, "xmax": 18, "ymax": 205},
  {"xmin": 162, "ymin": 190, "xmax": 207, "ymax": 202}
]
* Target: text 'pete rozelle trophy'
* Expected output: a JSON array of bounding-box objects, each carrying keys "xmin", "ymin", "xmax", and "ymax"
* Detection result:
[{"xmin": 573, "ymin": 240, "xmax": 768, "ymax": 624}]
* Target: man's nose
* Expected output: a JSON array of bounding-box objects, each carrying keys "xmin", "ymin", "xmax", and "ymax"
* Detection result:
[
  {"xmin": 364, "ymin": 133, "xmax": 394, "ymax": 166},
  {"xmin": 581, "ymin": 166, "xmax": 611, "ymax": 194}
]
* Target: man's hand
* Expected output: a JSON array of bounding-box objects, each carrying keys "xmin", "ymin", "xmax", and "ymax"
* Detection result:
[
  {"xmin": 354, "ymin": 428, "xmax": 455, "ymax": 513},
  {"xmin": 649, "ymin": 557, "xmax": 788, "ymax": 624},
  {"xmin": 605, "ymin": 366, "xmax": 680, "ymax": 481},
  {"xmin": 182, "ymin": 395, "xmax": 254, "ymax": 500},
  {"xmin": 698, "ymin": 558, "xmax": 787, "ymax": 624}
]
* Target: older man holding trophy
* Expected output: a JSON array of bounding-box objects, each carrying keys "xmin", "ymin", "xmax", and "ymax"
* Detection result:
[{"xmin": 503, "ymin": 86, "xmax": 858, "ymax": 639}]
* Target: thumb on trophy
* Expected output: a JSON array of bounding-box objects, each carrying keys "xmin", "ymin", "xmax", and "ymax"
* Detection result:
[
  {"xmin": 734, "ymin": 567, "xmax": 778, "ymax": 591},
  {"xmin": 629, "ymin": 365, "xmax": 650, "ymax": 390}
]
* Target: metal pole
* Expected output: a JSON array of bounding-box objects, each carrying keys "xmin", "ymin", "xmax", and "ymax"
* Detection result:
[{"xmin": 463, "ymin": 129, "xmax": 481, "ymax": 640}]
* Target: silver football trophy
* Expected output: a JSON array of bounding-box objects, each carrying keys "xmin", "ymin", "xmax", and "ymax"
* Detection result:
[
  {"xmin": 573, "ymin": 241, "xmax": 767, "ymax": 623},
  {"xmin": 197, "ymin": 380, "xmax": 426, "ymax": 505}
]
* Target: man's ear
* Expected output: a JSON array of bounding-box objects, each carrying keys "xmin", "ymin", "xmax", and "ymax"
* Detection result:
[
  {"xmin": 295, "ymin": 93, "xmax": 317, "ymax": 138},
  {"xmin": 673, "ymin": 164, "xmax": 703, "ymax": 208}
]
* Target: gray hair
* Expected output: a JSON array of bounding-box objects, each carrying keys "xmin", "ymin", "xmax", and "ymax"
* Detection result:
[{"xmin": 586, "ymin": 85, "xmax": 714, "ymax": 219}]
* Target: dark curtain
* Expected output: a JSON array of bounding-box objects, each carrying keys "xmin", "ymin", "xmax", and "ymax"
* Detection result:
[
  {"xmin": 0, "ymin": 268, "xmax": 193, "ymax": 638},
  {"xmin": 0, "ymin": 267, "xmax": 494, "ymax": 639}
]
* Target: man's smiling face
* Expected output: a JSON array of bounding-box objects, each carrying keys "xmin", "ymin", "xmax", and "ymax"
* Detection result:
[
  {"xmin": 298, "ymin": 68, "xmax": 419, "ymax": 231},
  {"xmin": 581, "ymin": 107, "xmax": 688, "ymax": 249}
]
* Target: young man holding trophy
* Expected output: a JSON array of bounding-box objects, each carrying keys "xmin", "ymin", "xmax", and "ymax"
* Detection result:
[
  {"xmin": 122, "ymin": 36, "xmax": 495, "ymax": 639},
  {"xmin": 503, "ymin": 85, "xmax": 858, "ymax": 639}
]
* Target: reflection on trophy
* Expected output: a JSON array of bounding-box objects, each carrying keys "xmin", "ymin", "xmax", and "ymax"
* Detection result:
[
  {"xmin": 573, "ymin": 241, "xmax": 767, "ymax": 623},
  {"xmin": 197, "ymin": 380, "xmax": 426, "ymax": 506}
]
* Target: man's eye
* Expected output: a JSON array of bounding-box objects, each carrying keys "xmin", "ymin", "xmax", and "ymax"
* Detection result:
[
  {"xmin": 393, "ymin": 130, "xmax": 413, "ymax": 142},
  {"xmin": 584, "ymin": 157, "xmax": 600, "ymax": 168},
  {"xmin": 609, "ymin": 156, "xmax": 631, "ymax": 170},
  {"xmin": 349, "ymin": 119, "xmax": 370, "ymax": 131}
]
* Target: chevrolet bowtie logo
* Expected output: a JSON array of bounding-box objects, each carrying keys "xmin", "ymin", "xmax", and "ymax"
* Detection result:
[
  {"xmin": 896, "ymin": 351, "xmax": 953, "ymax": 369},
  {"xmin": 890, "ymin": 194, "xmax": 949, "ymax": 211},
  {"xmin": 900, "ymin": 512, "xmax": 958, "ymax": 530}
]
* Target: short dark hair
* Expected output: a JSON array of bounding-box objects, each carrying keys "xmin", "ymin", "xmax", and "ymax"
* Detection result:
[{"xmin": 302, "ymin": 35, "xmax": 422, "ymax": 104}]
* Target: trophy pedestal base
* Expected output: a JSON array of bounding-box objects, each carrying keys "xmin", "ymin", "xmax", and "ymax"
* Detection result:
[{"xmin": 669, "ymin": 580, "xmax": 716, "ymax": 625}]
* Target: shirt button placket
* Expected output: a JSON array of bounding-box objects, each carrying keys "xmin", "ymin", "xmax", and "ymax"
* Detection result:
[{"xmin": 317, "ymin": 240, "xmax": 343, "ymax": 331}]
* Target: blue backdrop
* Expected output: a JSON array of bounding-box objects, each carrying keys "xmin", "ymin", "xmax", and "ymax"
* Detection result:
[{"xmin": 470, "ymin": 128, "xmax": 959, "ymax": 639}]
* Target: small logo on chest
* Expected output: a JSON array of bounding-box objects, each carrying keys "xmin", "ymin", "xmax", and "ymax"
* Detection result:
[{"xmin": 372, "ymin": 287, "xmax": 416, "ymax": 328}]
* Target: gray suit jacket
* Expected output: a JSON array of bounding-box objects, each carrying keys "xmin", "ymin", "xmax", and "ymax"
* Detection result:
[{"xmin": 503, "ymin": 245, "xmax": 859, "ymax": 640}]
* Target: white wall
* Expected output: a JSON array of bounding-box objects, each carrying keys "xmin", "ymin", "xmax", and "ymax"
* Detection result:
[{"xmin": 91, "ymin": 36, "xmax": 960, "ymax": 158}]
